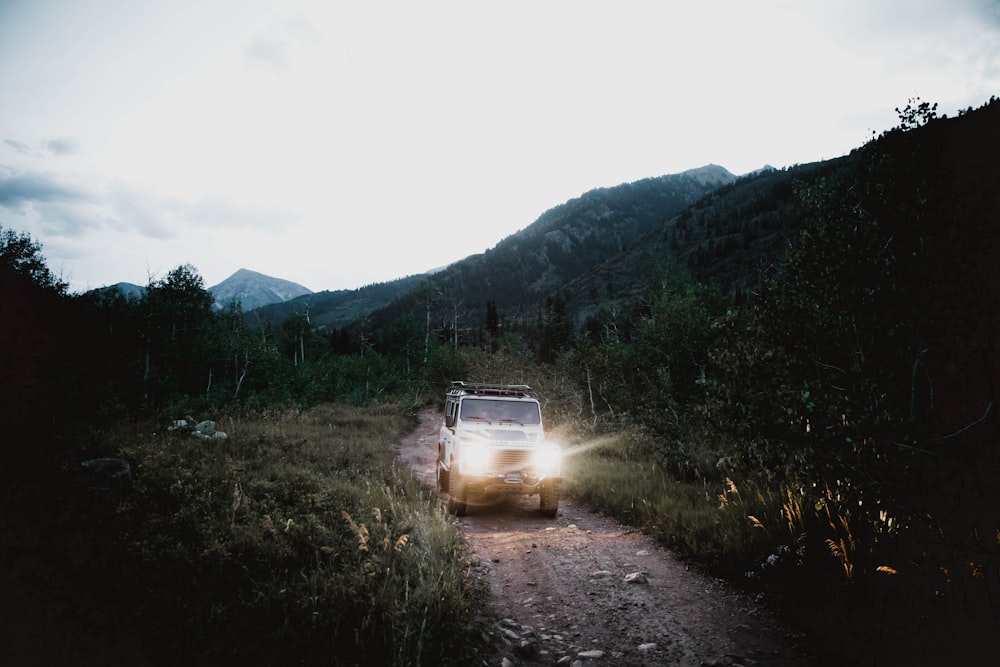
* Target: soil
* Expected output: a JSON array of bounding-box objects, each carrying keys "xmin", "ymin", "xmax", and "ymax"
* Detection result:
[{"xmin": 398, "ymin": 408, "xmax": 817, "ymax": 666}]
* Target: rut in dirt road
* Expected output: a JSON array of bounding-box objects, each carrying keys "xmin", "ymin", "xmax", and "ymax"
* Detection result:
[{"xmin": 399, "ymin": 409, "xmax": 814, "ymax": 666}]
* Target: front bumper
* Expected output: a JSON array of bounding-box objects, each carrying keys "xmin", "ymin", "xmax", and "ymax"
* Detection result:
[
  {"xmin": 456, "ymin": 445, "xmax": 561, "ymax": 494},
  {"xmin": 465, "ymin": 471, "xmax": 560, "ymax": 496}
]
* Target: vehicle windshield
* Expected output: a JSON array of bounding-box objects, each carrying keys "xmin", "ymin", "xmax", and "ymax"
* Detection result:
[{"xmin": 460, "ymin": 399, "xmax": 541, "ymax": 425}]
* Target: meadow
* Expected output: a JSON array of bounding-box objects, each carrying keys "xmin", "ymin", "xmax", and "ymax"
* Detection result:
[{"xmin": 5, "ymin": 403, "xmax": 482, "ymax": 666}]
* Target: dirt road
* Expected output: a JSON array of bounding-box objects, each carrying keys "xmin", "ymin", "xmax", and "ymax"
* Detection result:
[{"xmin": 399, "ymin": 409, "xmax": 814, "ymax": 666}]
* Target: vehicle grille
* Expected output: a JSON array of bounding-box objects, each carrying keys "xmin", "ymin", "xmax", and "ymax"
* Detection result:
[{"xmin": 490, "ymin": 449, "xmax": 531, "ymax": 473}]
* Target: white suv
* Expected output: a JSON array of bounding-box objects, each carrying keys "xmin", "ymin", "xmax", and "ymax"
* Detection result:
[{"xmin": 437, "ymin": 382, "xmax": 562, "ymax": 517}]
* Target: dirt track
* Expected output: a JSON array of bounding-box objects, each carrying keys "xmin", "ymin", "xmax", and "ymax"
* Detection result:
[{"xmin": 399, "ymin": 409, "xmax": 815, "ymax": 666}]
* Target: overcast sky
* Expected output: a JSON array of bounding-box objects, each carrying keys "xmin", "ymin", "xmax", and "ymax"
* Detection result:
[{"xmin": 1, "ymin": 0, "xmax": 998, "ymax": 293}]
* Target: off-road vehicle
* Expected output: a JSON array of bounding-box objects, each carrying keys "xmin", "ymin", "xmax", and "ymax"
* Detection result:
[{"xmin": 437, "ymin": 381, "xmax": 562, "ymax": 517}]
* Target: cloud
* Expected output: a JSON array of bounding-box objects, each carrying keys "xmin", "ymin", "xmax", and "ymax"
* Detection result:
[
  {"xmin": 105, "ymin": 183, "xmax": 288, "ymax": 240},
  {"xmin": 2, "ymin": 136, "xmax": 81, "ymax": 159},
  {"xmin": 0, "ymin": 167, "xmax": 104, "ymax": 239},
  {"xmin": 0, "ymin": 164, "xmax": 288, "ymax": 246},
  {"xmin": 32, "ymin": 200, "xmax": 103, "ymax": 238},
  {"xmin": 164, "ymin": 194, "xmax": 289, "ymax": 232},
  {"xmin": 104, "ymin": 183, "xmax": 183, "ymax": 240},
  {"xmin": 45, "ymin": 137, "xmax": 81, "ymax": 155},
  {"xmin": 244, "ymin": 12, "xmax": 320, "ymax": 71},
  {"xmin": 970, "ymin": 0, "xmax": 1000, "ymax": 27},
  {"xmin": 246, "ymin": 36, "xmax": 289, "ymax": 70},
  {"xmin": 0, "ymin": 168, "xmax": 90, "ymax": 208},
  {"xmin": 4, "ymin": 138, "xmax": 29, "ymax": 154}
]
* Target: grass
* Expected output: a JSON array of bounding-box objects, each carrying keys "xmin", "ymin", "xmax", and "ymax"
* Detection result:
[
  {"xmin": 561, "ymin": 430, "xmax": 767, "ymax": 573},
  {"xmin": 1, "ymin": 403, "xmax": 486, "ymax": 666},
  {"xmin": 5, "ymin": 386, "xmax": 995, "ymax": 665},
  {"xmin": 560, "ymin": 426, "xmax": 1000, "ymax": 665}
]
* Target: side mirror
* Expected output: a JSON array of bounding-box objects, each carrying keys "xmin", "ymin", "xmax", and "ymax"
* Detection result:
[{"xmin": 445, "ymin": 414, "xmax": 455, "ymax": 429}]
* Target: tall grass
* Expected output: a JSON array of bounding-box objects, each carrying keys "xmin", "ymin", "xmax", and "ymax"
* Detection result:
[
  {"xmin": 561, "ymin": 425, "xmax": 999, "ymax": 663},
  {"xmin": 15, "ymin": 403, "xmax": 485, "ymax": 666},
  {"xmin": 561, "ymin": 430, "xmax": 768, "ymax": 573}
]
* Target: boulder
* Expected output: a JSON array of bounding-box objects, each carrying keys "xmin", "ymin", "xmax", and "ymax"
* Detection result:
[{"xmin": 194, "ymin": 420, "xmax": 216, "ymax": 436}]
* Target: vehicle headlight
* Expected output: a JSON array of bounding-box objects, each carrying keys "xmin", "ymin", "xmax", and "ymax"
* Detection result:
[
  {"xmin": 533, "ymin": 446, "xmax": 561, "ymax": 474},
  {"xmin": 463, "ymin": 443, "xmax": 491, "ymax": 473}
]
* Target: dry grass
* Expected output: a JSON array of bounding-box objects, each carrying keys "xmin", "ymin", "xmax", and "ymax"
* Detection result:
[
  {"xmin": 561, "ymin": 431, "xmax": 767, "ymax": 572},
  {"xmin": 561, "ymin": 426, "xmax": 1000, "ymax": 664},
  {"xmin": 14, "ymin": 402, "xmax": 485, "ymax": 666}
]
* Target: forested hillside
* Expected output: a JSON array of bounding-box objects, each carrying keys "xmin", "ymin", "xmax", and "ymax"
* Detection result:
[
  {"xmin": 366, "ymin": 165, "xmax": 736, "ymax": 340},
  {"xmin": 557, "ymin": 157, "xmax": 854, "ymax": 331},
  {"xmin": 251, "ymin": 165, "xmax": 736, "ymax": 341},
  {"xmin": 253, "ymin": 272, "xmax": 430, "ymax": 331},
  {"xmin": 329, "ymin": 157, "xmax": 857, "ymax": 356},
  {"xmin": 2, "ymin": 97, "xmax": 998, "ymax": 664}
]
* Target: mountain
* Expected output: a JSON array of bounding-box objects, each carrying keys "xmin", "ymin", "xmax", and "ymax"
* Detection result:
[
  {"xmin": 84, "ymin": 271, "xmax": 311, "ymax": 311},
  {"xmin": 556, "ymin": 156, "xmax": 855, "ymax": 325},
  {"xmin": 522, "ymin": 100, "xmax": 1000, "ymax": 335},
  {"xmin": 84, "ymin": 282, "xmax": 147, "ymax": 301},
  {"xmin": 109, "ymin": 282, "xmax": 146, "ymax": 300},
  {"xmin": 254, "ymin": 154, "xmax": 859, "ymax": 338},
  {"xmin": 260, "ymin": 96, "xmax": 997, "ymax": 339},
  {"xmin": 209, "ymin": 268, "xmax": 313, "ymax": 311},
  {"xmin": 254, "ymin": 165, "xmax": 738, "ymax": 332},
  {"xmin": 354, "ymin": 155, "xmax": 886, "ymax": 344},
  {"xmin": 364, "ymin": 165, "xmax": 739, "ymax": 330},
  {"xmin": 252, "ymin": 272, "xmax": 432, "ymax": 330}
]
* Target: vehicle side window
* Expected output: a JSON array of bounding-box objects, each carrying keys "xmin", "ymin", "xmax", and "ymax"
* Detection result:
[{"xmin": 445, "ymin": 400, "xmax": 457, "ymax": 428}]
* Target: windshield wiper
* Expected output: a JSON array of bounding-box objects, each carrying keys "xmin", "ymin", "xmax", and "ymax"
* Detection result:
[{"xmin": 464, "ymin": 415, "xmax": 492, "ymax": 424}]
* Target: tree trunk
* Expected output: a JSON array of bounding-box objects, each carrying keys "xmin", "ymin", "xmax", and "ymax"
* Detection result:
[{"xmin": 424, "ymin": 301, "xmax": 430, "ymax": 364}]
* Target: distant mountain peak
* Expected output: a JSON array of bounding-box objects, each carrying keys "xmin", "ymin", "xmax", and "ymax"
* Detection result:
[
  {"xmin": 678, "ymin": 164, "xmax": 737, "ymax": 186},
  {"xmin": 744, "ymin": 164, "xmax": 777, "ymax": 177},
  {"xmin": 208, "ymin": 269, "xmax": 312, "ymax": 311}
]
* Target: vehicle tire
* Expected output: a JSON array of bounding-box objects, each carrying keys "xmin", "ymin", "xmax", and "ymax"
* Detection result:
[
  {"xmin": 448, "ymin": 474, "xmax": 467, "ymax": 516},
  {"xmin": 437, "ymin": 459, "xmax": 450, "ymax": 493},
  {"xmin": 539, "ymin": 480, "xmax": 560, "ymax": 518}
]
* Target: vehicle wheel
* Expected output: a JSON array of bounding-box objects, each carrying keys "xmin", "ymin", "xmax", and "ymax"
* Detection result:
[
  {"xmin": 539, "ymin": 481, "xmax": 560, "ymax": 518},
  {"xmin": 437, "ymin": 459, "xmax": 450, "ymax": 493},
  {"xmin": 448, "ymin": 474, "xmax": 467, "ymax": 516}
]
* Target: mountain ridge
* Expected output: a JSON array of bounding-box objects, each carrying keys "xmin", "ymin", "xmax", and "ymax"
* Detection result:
[
  {"xmin": 346, "ymin": 164, "xmax": 743, "ymax": 333},
  {"xmin": 88, "ymin": 269, "xmax": 314, "ymax": 311},
  {"xmin": 94, "ymin": 164, "xmax": 743, "ymax": 320}
]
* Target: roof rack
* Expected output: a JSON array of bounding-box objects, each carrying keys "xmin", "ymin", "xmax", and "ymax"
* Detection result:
[{"xmin": 448, "ymin": 381, "xmax": 536, "ymax": 398}]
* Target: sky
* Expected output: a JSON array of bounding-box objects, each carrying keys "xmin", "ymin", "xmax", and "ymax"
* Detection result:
[{"xmin": 1, "ymin": 1, "xmax": 999, "ymax": 294}]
